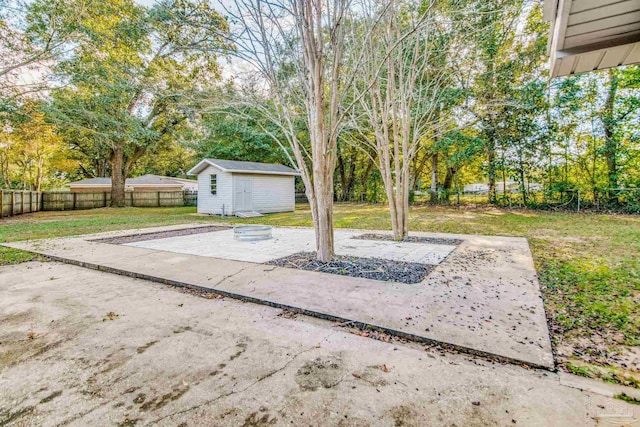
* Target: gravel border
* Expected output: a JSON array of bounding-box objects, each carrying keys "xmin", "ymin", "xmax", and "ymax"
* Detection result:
[
  {"xmin": 268, "ymin": 252, "xmax": 433, "ymax": 284},
  {"xmin": 93, "ymin": 225, "xmax": 231, "ymax": 245},
  {"xmin": 353, "ymin": 233, "xmax": 463, "ymax": 246}
]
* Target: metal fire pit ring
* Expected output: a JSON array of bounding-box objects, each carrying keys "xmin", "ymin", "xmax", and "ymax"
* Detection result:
[{"xmin": 233, "ymin": 225, "xmax": 273, "ymax": 241}]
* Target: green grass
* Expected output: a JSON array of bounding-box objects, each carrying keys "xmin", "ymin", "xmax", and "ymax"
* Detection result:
[
  {"xmin": 1, "ymin": 203, "xmax": 639, "ymax": 383},
  {"xmin": 615, "ymin": 393, "xmax": 640, "ymax": 405}
]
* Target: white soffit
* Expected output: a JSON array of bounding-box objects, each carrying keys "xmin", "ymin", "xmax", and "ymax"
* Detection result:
[{"xmin": 544, "ymin": 0, "xmax": 640, "ymax": 77}]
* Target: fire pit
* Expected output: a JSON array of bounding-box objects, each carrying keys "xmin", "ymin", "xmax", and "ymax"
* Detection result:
[{"xmin": 234, "ymin": 225, "xmax": 273, "ymax": 241}]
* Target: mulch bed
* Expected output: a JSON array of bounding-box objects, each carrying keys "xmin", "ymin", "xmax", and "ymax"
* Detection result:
[
  {"xmin": 268, "ymin": 252, "xmax": 433, "ymax": 284},
  {"xmin": 353, "ymin": 233, "xmax": 463, "ymax": 246},
  {"xmin": 93, "ymin": 225, "xmax": 231, "ymax": 244}
]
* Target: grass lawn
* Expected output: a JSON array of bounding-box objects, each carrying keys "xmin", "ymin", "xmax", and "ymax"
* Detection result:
[{"xmin": 1, "ymin": 203, "xmax": 639, "ymax": 385}]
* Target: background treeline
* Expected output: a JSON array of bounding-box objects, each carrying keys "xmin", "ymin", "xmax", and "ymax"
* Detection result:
[{"xmin": 0, "ymin": 0, "xmax": 638, "ymax": 210}]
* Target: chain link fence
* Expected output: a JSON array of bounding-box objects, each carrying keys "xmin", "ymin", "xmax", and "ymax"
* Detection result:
[{"xmin": 411, "ymin": 188, "xmax": 640, "ymax": 213}]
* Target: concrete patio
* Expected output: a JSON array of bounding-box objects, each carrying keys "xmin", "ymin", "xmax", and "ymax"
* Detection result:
[
  {"xmin": 3, "ymin": 262, "xmax": 639, "ymax": 426},
  {"xmin": 3, "ymin": 224, "xmax": 554, "ymax": 369},
  {"xmin": 123, "ymin": 227, "xmax": 456, "ymax": 264}
]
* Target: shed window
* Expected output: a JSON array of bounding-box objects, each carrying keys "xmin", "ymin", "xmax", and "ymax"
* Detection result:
[{"xmin": 210, "ymin": 175, "xmax": 217, "ymax": 194}]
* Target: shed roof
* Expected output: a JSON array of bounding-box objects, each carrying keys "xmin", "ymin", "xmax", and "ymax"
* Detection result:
[
  {"xmin": 68, "ymin": 175, "xmax": 192, "ymax": 187},
  {"xmin": 187, "ymin": 159, "xmax": 300, "ymax": 176},
  {"xmin": 544, "ymin": 0, "xmax": 640, "ymax": 77}
]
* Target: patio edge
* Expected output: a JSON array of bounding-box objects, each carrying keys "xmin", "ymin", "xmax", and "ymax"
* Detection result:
[{"xmin": 29, "ymin": 250, "xmax": 556, "ymax": 371}]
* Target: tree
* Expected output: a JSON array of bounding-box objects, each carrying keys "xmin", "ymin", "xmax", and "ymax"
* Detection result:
[
  {"xmin": 0, "ymin": 0, "xmax": 86, "ymax": 104},
  {"xmin": 0, "ymin": 102, "xmax": 72, "ymax": 190},
  {"xmin": 197, "ymin": 105, "xmax": 292, "ymax": 166},
  {"xmin": 455, "ymin": 0, "xmax": 546, "ymax": 203},
  {"xmin": 223, "ymin": 0, "xmax": 371, "ymax": 261},
  {"xmin": 44, "ymin": 0, "xmax": 230, "ymax": 206},
  {"xmin": 600, "ymin": 67, "xmax": 640, "ymax": 202},
  {"xmin": 351, "ymin": 0, "xmax": 463, "ymax": 239}
]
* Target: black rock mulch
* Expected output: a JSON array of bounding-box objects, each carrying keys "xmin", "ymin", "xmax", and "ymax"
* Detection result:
[
  {"xmin": 353, "ymin": 233, "xmax": 463, "ymax": 246},
  {"xmin": 93, "ymin": 225, "xmax": 231, "ymax": 245},
  {"xmin": 268, "ymin": 252, "xmax": 433, "ymax": 284}
]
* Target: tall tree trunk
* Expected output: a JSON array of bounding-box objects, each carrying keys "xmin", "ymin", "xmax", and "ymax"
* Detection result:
[
  {"xmin": 487, "ymin": 135, "xmax": 497, "ymax": 204},
  {"xmin": 337, "ymin": 148, "xmax": 348, "ymax": 201},
  {"xmin": 110, "ymin": 146, "xmax": 126, "ymax": 207},
  {"xmin": 312, "ymin": 163, "xmax": 335, "ymax": 262},
  {"xmin": 36, "ymin": 157, "xmax": 44, "ymax": 192},
  {"xmin": 519, "ymin": 158, "xmax": 527, "ymax": 205},
  {"xmin": 430, "ymin": 153, "xmax": 438, "ymax": 203},
  {"xmin": 603, "ymin": 69, "xmax": 619, "ymax": 203},
  {"xmin": 442, "ymin": 166, "xmax": 457, "ymax": 202}
]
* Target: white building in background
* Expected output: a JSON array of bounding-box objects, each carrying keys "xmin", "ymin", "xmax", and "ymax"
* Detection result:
[
  {"xmin": 187, "ymin": 159, "xmax": 300, "ymax": 216},
  {"xmin": 463, "ymin": 183, "xmax": 489, "ymax": 193},
  {"xmin": 464, "ymin": 181, "xmax": 543, "ymax": 194}
]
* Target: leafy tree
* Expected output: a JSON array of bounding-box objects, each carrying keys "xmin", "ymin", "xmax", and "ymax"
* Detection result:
[
  {"xmin": 0, "ymin": 101, "xmax": 73, "ymax": 189},
  {"xmin": 197, "ymin": 108, "xmax": 291, "ymax": 166},
  {"xmin": 43, "ymin": 0, "xmax": 230, "ymax": 205}
]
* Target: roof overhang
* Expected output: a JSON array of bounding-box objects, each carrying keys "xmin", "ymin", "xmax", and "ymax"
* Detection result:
[
  {"xmin": 544, "ymin": 0, "xmax": 640, "ymax": 78},
  {"xmin": 187, "ymin": 159, "xmax": 301, "ymax": 176}
]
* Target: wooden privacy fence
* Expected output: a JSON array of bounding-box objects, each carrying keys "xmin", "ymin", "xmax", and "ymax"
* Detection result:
[
  {"xmin": 41, "ymin": 191, "xmax": 187, "ymax": 210},
  {"xmin": 0, "ymin": 190, "xmax": 40, "ymax": 218},
  {"xmin": 0, "ymin": 189, "xmax": 198, "ymax": 218}
]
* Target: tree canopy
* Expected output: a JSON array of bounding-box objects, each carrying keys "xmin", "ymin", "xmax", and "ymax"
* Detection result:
[{"xmin": 0, "ymin": 0, "xmax": 638, "ymax": 220}]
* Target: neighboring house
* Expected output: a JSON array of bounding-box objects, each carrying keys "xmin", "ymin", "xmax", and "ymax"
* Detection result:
[
  {"xmin": 67, "ymin": 175, "xmax": 197, "ymax": 192},
  {"xmin": 187, "ymin": 159, "xmax": 300, "ymax": 216},
  {"xmin": 544, "ymin": 0, "xmax": 640, "ymax": 77},
  {"xmin": 170, "ymin": 177, "xmax": 199, "ymax": 191}
]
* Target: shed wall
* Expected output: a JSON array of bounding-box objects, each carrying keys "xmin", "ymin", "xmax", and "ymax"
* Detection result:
[
  {"xmin": 197, "ymin": 165, "xmax": 233, "ymax": 215},
  {"xmin": 234, "ymin": 173, "xmax": 295, "ymax": 214}
]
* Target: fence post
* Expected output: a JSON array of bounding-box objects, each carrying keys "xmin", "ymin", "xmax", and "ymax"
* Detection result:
[
  {"xmin": 20, "ymin": 190, "xmax": 24, "ymax": 214},
  {"xmin": 157, "ymin": 191, "xmax": 161, "ymax": 207},
  {"xmin": 103, "ymin": 191, "xmax": 107, "ymax": 207},
  {"xmin": 10, "ymin": 191, "xmax": 14, "ymax": 216},
  {"xmin": 72, "ymin": 192, "xmax": 77, "ymax": 210}
]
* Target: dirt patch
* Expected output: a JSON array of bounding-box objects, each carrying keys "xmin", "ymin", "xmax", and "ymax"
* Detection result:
[
  {"xmin": 268, "ymin": 252, "xmax": 433, "ymax": 284},
  {"xmin": 0, "ymin": 309, "xmax": 35, "ymax": 325},
  {"xmin": 139, "ymin": 383, "xmax": 190, "ymax": 411},
  {"xmin": 353, "ymin": 233, "xmax": 463, "ymax": 246},
  {"xmin": 241, "ymin": 411, "xmax": 278, "ymax": 426},
  {"xmin": 136, "ymin": 341, "xmax": 158, "ymax": 354},
  {"xmin": 389, "ymin": 405, "xmax": 418, "ymax": 427},
  {"xmin": 39, "ymin": 390, "xmax": 63, "ymax": 404},
  {"xmin": 0, "ymin": 406, "xmax": 35, "ymax": 425},
  {"xmin": 295, "ymin": 356, "xmax": 346, "ymax": 391},
  {"xmin": 93, "ymin": 225, "xmax": 230, "ymax": 245},
  {"xmin": 230, "ymin": 342, "xmax": 248, "ymax": 361},
  {"xmin": 351, "ymin": 365, "xmax": 389, "ymax": 387}
]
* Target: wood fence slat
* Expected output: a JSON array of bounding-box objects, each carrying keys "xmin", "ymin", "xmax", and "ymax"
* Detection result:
[{"xmin": 0, "ymin": 189, "xmax": 194, "ymax": 216}]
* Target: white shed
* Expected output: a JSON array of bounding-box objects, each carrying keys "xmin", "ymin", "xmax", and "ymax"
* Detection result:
[{"xmin": 187, "ymin": 159, "xmax": 300, "ymax": 216}]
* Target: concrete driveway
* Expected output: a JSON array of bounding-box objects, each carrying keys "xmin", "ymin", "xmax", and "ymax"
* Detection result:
[{"xmin": 1, "ymin": 261, "xmax": 639, "ymax": 426}]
